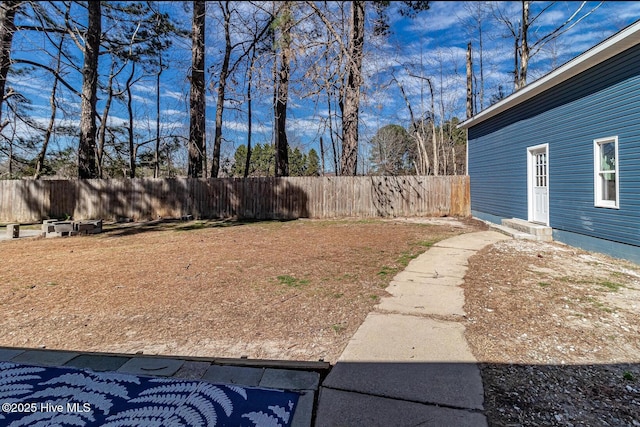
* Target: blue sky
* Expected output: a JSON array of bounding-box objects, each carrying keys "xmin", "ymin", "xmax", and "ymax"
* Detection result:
[{"xmin": 6, "ymin": 1, "xmax": 640, "ymax": 174}]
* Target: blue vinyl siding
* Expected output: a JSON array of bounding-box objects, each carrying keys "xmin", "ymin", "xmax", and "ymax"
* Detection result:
[{"xmin": 468, "ymin": 43, "xmax": 640, "ymax": 250}]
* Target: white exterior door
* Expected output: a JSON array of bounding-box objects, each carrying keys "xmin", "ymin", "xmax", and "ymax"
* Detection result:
[{"xmin": 528, "ymin": 145, "xmax": 549, "ymax": 225}]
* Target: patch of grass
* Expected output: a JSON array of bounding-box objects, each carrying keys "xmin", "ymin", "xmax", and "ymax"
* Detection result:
[
  {"xmin": 592, "ymin": 301, "xmax": 613, "ymax": 312},
  {"xmin": 340, "ymin": 273, "xmax": 357, "ymax": 281},
  {"xmin": 397, "ymin": 251, "xmax": 420, "ymax": 267},
  {"xmin": 369, "ymin": 294, "xmax": 379, "ymax": 301},
  {"xmin": 598, "ymin": 281, "xmax": 623, "ymax": 292},
  {"xmin": 538, "ymin": 282, "xmax": 552, "ymax": 288},
  {"xmin": 331, "ymin": 323, "xmax": 346, "ymax": 334},
  {"xmin": 377, "ymin": 266, "xmax": 398, "ymax": 277},
  {"xmin": 276, "ymin": 275, "xmax": 309, "ymax": 288},
  {"xmin": 332, "ymin": 293, "xmax": 344, "ymax": 299},
  {"xmin": 623, "ymin": 371, "xmax": 635, "ymax": 381},
  {"xmin": 558, "ymin": 276, "xmax": 592, "ymax": 284},
  {"xmin": 416, "ymin": 240, "xmax": 436, "ymax": 248}
]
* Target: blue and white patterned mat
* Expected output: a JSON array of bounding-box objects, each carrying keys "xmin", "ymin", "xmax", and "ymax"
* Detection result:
[{"xmin": 0, "ymin": 361, "xmax": 300, "ymax": 426}]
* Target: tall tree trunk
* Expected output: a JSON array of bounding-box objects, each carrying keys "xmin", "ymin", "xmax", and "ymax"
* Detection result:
[
  {"xmin": 126, "ymin": 62, "xmax": 136, "ymax": 178},
  {"xmin": 0, "ymin": 0, "xmax": 19, "ymax": 130},
  {"xmin": 478, "ymin": 17, "xmax": 485, "ymax": 110},
  {"xmin": 35, "ymin": 15, "xmax": 68, "ymax": 179},
  {"xmin": 34, "ymin": 74, "xmax": 58, "ymax": 179},
  {"xmin": 340, "ymin": 0, "xmax": 364, "ymax": 176},
  {"xmin": 188, "ymin": 0, "xmax": 206, "ymax": 178},
  {"xmin": 154, "ymin": 50, "xmax": 163, "ymax": 178},
  {"xmin": 211, "ymin": 1, "xmax": 231, "ymax": 178},
  {"xmin": 319, "ymin": 136, "xmax": 325, "ymax": 176},
  {"xmin": 244, "ymin": 45, "xmax": 256, "ymax": 179},
  {"xmin": 78, "ymin": 0, "xmax": 101, "ymax": 179},
  {"xmin": 97, "ymin": 62, "xmax": 118, "ymax": 179},
  {"xmin": 274, "ymin": 1, "xmax": 292, "ymax": 177},
  {"xmin": 327, "ymin": 92, "xmax": 339, "ymax": 175},
  {"xmin": 518, "ymin": 0, "xmax": 530, "ymax": 90},
  {"xmin": 466, "ymin": 42, "xmax": 473, "ymax": 119},
  {"xmin": 423, "ymin": 77, "xmax": 438, "ymax": 176}
]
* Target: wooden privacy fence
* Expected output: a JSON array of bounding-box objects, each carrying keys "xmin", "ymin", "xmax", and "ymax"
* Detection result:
[{"xmin": 0, "ymin": 175, "xmax": 470, "ymax": 223}]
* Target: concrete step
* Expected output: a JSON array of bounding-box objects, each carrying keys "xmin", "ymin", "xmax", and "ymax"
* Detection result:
[{"xmin": 490, "ymin": 218, "xmax": 553, "ymax": 242}]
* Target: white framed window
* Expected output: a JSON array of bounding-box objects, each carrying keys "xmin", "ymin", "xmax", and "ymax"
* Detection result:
[{"xmin": 593, "ymin": 136, "xmax": 619, "ymax": 209}]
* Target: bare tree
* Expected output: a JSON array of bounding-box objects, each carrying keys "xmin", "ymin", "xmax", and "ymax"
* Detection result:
[
  {"xmin": 466, "ymin": 42, "xmax": 473, "ymax": 119},
  {"xmin": 188, "ymin": 0, "xmax": 205, "ymax": 178},
  {"xmin": 0, "ymin": 1, "xmax": 20, "ymax": 131},
  {"xmin": 461, "ymin": 1, "xmax": 491, "ymax": 111},
  {"xmin": 78, "ymin": 0, "xmax": 101, "ymax": 179},
  {"xmin": 340, "ymin": 0, "xmax": 364, "ymax": 176},
  {"xmin": 273, "ymin": 0, "xmax": 293, "ymax": 177},
  {"xmin": 210, "ymin": 0, "xmax": 232, "ymax": 178},
  {"xmin": 34, "ymin": 3, "xmax": 69, "ymax": 179},
  {"xmin": 493, "ymin": 0, "xmax": 603, "ymax": 90}
]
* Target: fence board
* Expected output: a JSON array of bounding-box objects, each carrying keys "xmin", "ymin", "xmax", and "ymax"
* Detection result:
[{"xmin": 0, "ymin": 176, "xmax": 470, "ymax": 223}]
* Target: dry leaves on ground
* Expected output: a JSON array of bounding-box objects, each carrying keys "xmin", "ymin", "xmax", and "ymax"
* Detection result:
[
  {"xmin": 0, "ymin": 217, "xmax": 482, "ymax": 365},
  {"xmin": 463, "ymin": 238, "xmax": 640, "ymax": 426}
]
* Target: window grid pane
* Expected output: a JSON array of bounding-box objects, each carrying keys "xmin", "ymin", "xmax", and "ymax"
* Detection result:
[{"xmin": 594, "ymin": 137, "xmax": 618, "ymax": 208}]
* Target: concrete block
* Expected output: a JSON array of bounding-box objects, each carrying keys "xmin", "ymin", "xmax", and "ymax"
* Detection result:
[
  {"xmin": 75, "ymin": 220, "xmax": 103, "ymax": 235},
  {"xmin": 7, "ymin": 223, "xmax": 19, "ymax": 238},
  {"xmin": 42, "ymin": 219, "xmax": 58, "ymax": 233},
  {"xmin": 53, "ymin": 222, "xmax": 73, "ymax": 233}
]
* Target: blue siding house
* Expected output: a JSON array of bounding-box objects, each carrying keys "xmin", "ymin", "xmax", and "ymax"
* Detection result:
[{"xmin": 459, "ymin": 21, "xmax": 640, "ymax": 263}]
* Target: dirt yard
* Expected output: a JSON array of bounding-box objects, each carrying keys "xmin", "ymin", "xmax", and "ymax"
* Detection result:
[
  {"xmin": 463, "ymin": 238, "xmax": 640, "ymax": 426},
  {"xmin": 0, "ymin": 217, "xmax": 481, "ymax": 364},
  {"xmin": 3, "ymin": 218, "xmax": 639, "ymax": 424}
]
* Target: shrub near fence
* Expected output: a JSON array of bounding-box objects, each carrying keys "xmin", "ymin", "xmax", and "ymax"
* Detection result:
[{"xmin": 0, "ymin": 175, "xmax": 470, "ymax": 223}]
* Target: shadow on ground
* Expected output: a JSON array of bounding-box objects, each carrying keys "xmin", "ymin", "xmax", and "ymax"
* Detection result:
[
  {"xmin": 100, "ymin": 217, "xmax": 298, "ymax": 238},
  {"xmin": 315, "ymin": 361, "xmax": 640, "ymax": 426}
]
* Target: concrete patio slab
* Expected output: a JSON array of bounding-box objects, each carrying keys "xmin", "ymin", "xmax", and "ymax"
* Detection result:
[
  {"xmin": 202, "ymin": 364, "xmax": 264, "ymax": 387},
  {"xmin": 322, "ymin": 361, "xmax": 484, "ymax": 410},
  {"xmin": 290, "ymin": 390, "xmax": 315, "ymax": 427},
  {"xmin": 314, "ymin": 387, "xmax": 487, "ymax": 427},
  {"xmin": 11, "ymin": 350, "xmax": 79, "ymax": 367},
  {"xmin": 117, "ymin": 356, "xmax": 184, "ymax": 377},
  {"xmin": 0, "ymin": 348, "xmax": 25, "ymax": 362},
  {"xmin": 260, "ymin": 368, "xmax": 320, "ymax": 391},
  {"xmin": 65, "ymin": 354, "xmax": 130, "ymax": 372},
  {"xmin": 172, "ymin": 360, "xmax": 211, "ymax": 380}
]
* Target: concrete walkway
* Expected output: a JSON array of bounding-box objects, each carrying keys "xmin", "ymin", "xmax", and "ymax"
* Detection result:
[{"xmin": 314, "ymin": 231, "xmax": 510, "ymax": 426}]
